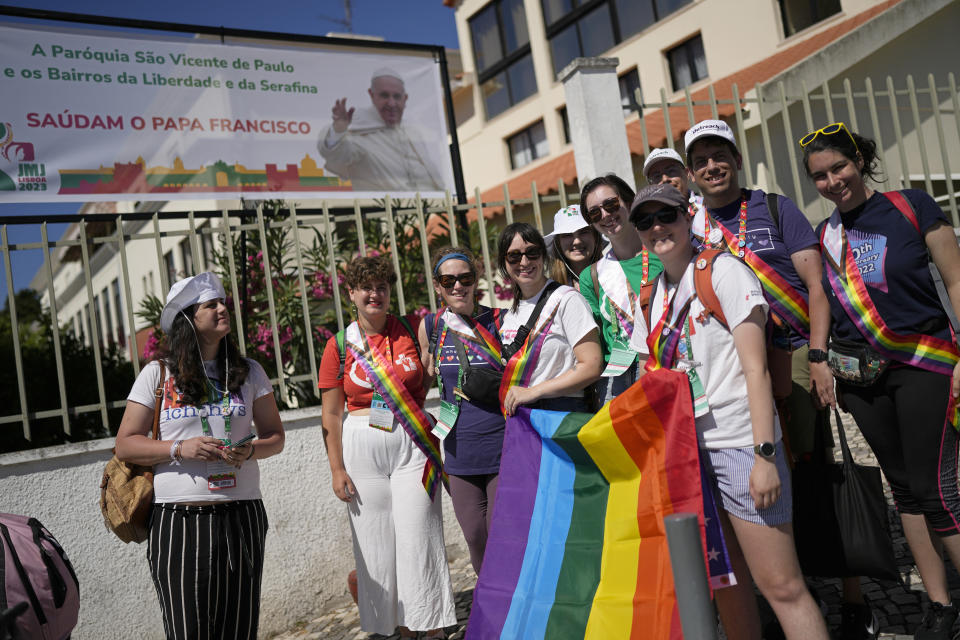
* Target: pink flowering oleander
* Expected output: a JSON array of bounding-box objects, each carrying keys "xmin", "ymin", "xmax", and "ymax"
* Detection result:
[{"xmin": 142, "ymin": 329, "xmax": 161, "ymax": 360}]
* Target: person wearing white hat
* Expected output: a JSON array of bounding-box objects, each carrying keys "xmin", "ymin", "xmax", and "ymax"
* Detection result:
[
  {"xmin": 115, "ymin": 271, "xmax": 285, "ymax": 640},
  {"xmin": 544, "ymin": 204, "xmax": 602, "ymax": 291},
  {"xmin": 578, "ymin": 173, "xmax": 664, "ymax": 405},
  {"xmin": 642, "ymin": 147, "xmax": 704, "ymax": 219},
  {"xmin": 319, "ymin": 68, "xmax": 444, "ymax": 192}
]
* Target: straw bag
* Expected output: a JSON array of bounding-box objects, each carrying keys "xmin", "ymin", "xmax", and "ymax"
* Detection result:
[{"xmin": 99, "ymin": 363, "xmax": 164, "ymax": 544}]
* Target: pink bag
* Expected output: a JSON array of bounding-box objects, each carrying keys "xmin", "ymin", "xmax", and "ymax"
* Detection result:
[{"xmin": 0, "ymin": 513, "xmax": 79, "ymax": 640}]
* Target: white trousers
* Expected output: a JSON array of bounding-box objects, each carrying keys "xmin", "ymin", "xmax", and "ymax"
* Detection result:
[{"xmin": 342, "ymin": 413, "xmax": 457, "ymax": 634}]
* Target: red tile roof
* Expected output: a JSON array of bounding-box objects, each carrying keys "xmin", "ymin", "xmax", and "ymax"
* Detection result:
[{"xmin": 467, "ymin": 0, "xmax": 903, "ymax": 211}]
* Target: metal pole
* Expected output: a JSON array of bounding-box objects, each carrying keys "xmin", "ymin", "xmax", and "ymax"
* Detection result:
[{"xmin": 664, "ymin": 513, "xmax": 718, "ymax": 640}]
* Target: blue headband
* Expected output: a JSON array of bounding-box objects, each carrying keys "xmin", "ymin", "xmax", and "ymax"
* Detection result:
[{"xmin": 433, "ymin": 252, "xmax": 471, "ymax": 275}]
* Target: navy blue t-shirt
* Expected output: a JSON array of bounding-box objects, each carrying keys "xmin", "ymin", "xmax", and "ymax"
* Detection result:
[
  {"xmin": 694, "ymin": 188, "xmax": 818, "ymax": 346},
  {"xmin": 425, "ymin": 307, "xmax": 506, "ymax": 476},
  {"xmin": 816, "ymin": 189, "xmax": 951, "ymax": 343}
]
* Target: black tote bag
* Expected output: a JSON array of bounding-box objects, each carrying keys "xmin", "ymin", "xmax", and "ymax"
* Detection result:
[{"xmin": 791, "ymin": 408, "xmax": 899, "ymax": 581}]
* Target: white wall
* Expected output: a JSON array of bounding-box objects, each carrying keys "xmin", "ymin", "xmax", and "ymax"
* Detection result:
[{"xmin": 0, "ymin": 398, "xmax": 468, "ymax": 639}]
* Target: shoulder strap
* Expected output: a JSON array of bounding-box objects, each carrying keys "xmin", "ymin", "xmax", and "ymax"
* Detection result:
[
  {"xmin": 642, "ymin": 279, "xmax": 658, "ymax": 330},
  {"xmin": 693, "ymin": 249, "xmax": 729, "ymax": 329},
  {"xmin": 501, "ymin": 281, "xmax": 562, "ymax": 362},
  {"xmin": 335, "ymin": 330, "xmax": 346, "ymax": 380},
  {"xmin": 427, "ymin": 311, "xmax": 442, "ymax": 355},
  {"xmin": 766, "ymin": 191, "xmax": 782, "ymax": 237},
  {"xmin": 452, "ymin": 336, "xmax": 473, "ymax": 372},
  {"xmin": 884, "ymin": 191, "xmax": 921, "ymax": 234},
  {"xmin": 151, "ymin": 362, "xmax": 165, "ymax": 440},
  {"xmin": 396, "ymin": 315, "xmax": 422, "ymax": 362},
  {"xmin": 590, "ymin": 263, "xmax": 600, "ymax": 303}
]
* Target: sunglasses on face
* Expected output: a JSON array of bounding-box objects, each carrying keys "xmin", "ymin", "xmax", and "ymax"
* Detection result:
[
  {"xmin": 437, "ymin": 272, "xmax": 477, "ymax": 289},
  {"xmin": 633, "ymin": 208, "xmax": 681, "ymax": 231},
  {"xmin": 798, "ymin": 122, "xmax": 859, "ymax": 153},
  {"xmin": 504, "ymin": 247, "xmax": 544, "ymax": 265},
  {"xmin": 584, "ymin": 197, "xmax": 621, "ymax": 223}
]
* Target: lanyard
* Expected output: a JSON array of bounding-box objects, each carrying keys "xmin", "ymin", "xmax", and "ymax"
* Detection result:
[
  {"xmin": 434, "ymin": 322, "xmax": 466, "ymax": 405},
  {"xmin": 199, "ymin": 382, "xmax": 231, "ymax": 444},
  {"xmin": 704, "ymin": 196, "xmax": 748, "ymax": 256}
]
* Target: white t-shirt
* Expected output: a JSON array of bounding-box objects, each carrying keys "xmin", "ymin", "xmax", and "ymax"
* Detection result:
[
  {"xmin": 499, "ymin": 281, "xmax": 598, "ymax": 397},
  {"xmin": 630, "ymin": 254, "xmax": 781, "ymax": 449},
  {"xmin": 127, "ymin": 358, "xmax": 274, "ymax": 502}
]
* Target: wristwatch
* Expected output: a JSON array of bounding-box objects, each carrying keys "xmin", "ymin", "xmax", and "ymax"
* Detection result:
[
  {"xmin": 807, "ymin": 348, "xmax": 828, "ymax": 363},
  {"xmin": 753, "ymin": 442, "xmax": 776, "ymax": 460}
]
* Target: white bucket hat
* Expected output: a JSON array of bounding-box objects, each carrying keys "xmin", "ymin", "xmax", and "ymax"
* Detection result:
[
  {"xmin": 544, "ymin": 205, "xmax": 589, "ymax": 247},
  {"xmin": 160, "ymin": 271, "xmax": 227, "ymax": 333}
]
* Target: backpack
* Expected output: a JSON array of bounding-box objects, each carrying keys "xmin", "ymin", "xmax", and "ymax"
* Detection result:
[
  {"xmin": 643, "ymin": 248, "xmax": 729, "ymax": 330},
  {"xmin": 0, "ymin": 514, "xmax": 79, "ymax": 640},
  {"xmin": 335, "ymin": 315, "xmax": 421, "ymax": 380}
]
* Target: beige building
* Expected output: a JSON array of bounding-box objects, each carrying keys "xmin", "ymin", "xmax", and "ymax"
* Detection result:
[{"xmin": 443, "ymin": 0, "xmax": 960, "ymax": 220}]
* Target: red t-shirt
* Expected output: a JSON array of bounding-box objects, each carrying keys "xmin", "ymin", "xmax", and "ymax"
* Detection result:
[{"xmin": 316, "ymin": 315, "xmax": 426, "ymax": 412}]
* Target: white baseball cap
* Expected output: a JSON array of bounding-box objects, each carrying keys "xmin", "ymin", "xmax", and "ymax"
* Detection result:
[
  {"xmin": 544, "ymin": 205, "xmax": 589, "ymax": 247},
  {"xmin": 642, "ymin": 148, "xmax": 685, "ymax": 179},
  {"xmin": 684, "ymin": 119, "xmax": 739, "ymax": 155},
  {"xmin": 160, "ymin": 271, "xmax": 227, "ymax": 333}
]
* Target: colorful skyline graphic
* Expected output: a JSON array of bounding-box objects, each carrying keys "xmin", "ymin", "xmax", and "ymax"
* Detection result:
[{"xmin": 57, "ymin": 154, "xmax": 349, "ymax": 195}]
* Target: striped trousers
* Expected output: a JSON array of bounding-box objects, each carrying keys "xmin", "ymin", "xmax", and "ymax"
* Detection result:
[{"xmin": 147, "ymin": 500, "xmax": 268, "ymax": 640}]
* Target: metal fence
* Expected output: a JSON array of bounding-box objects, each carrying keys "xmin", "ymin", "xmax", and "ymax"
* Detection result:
[
  {"xmin": 633, "ymin": 72, "xmax": 960, "ymax": 225},
  {"xmin": 2, "ymin": 71, "xmax": 959, "ymax": 446}
]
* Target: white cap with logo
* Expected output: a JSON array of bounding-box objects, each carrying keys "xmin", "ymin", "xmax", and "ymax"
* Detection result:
[
  {"xmin": 684, "ymin": 119, "xmax": 739, "ymax": 155},
  {"xmin": 642, "ymin": 148, "xmax": 685, "ymax": 179}
]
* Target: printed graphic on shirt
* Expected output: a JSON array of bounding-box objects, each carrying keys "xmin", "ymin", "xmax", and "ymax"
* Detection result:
[
  {"xmin": 744, "ymin": 228, "xmax": 775, "ymax": 253},
  {"xmin": 847, "ymin": 228, "xmax": 889, "ymax": 293},
  {"xmin": 348, "ymin": 351, "xmax": 419, "ymax": 389},
  {"xmin": 160, "ymin": 376, "xmax": 246, "ymax": 420},
  {"xmin": 437, "ymin": 344, "xmax": 486, "ymax": 367}
]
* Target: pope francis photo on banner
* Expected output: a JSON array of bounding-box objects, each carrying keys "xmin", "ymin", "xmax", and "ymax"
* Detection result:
[{"xmin": 318, "ymin": 67, "xmax": 445, "ymax": 192}]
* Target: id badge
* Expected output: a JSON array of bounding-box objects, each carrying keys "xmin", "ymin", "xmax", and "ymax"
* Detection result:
[
  {"xmin": 369, "ymin": 392, "xmax": 395, "ymax": 432},
  {"xmin": 686, "ymin": 368, "xmax": 710, "ymax": 418},
  {"xmin": 206, "ymin": 461, "xmax": 237, "ymax": 490},
  {"xmin": 433, "ymin": 399, "xmax": 459, "ymax": 440},
  {"xmin": 602, "ymin": 347, "xmax": 637, "ymax": 378}
]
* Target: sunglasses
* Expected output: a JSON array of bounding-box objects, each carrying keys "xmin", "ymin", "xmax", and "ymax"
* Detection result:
[
  {"xmin": 504, "ymin": 247, "xmax": 544, "ymax": 265},
  {"xmin": 437, "ymin": 272, "xmax": 477, "ymax": 289},
  {"xmin": 798, "ymin": 122, "xmax": 859, "ymax": 153},
  {"xmin": 633, "ymin": 208, "xmax": 681, "ymax": 231},
  {"xmin": 584, "ymin": 197, "xmax": 621, "ymax": 223}
]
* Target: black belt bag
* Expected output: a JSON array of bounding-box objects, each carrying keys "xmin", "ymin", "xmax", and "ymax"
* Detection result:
[
  {"xmin": 827, "ymin": 338, "xmax": 890, "ymax": 386},
  {"xmin": 453, "ymin": 339, "xmax": 503, "ymax": 408}
]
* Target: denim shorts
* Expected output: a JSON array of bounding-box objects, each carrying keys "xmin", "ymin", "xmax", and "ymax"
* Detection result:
[{"xmin": 701, "ymin": 442, "xmax": 792, "ymax": 526}]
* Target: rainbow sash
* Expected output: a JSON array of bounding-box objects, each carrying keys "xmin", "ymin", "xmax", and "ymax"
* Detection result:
[
  {"xmin": 498, "ymin": 306, "xmax": 560, "ymax": 409},
  {"xmin": 645, "ymin": 274, "xmax": 696, "ymax": 372},
  {"xmin": 715, "ymin": 218, "xmax": 810, "ymax": 338},
  {"xmin": 344, "ymin": 321, "xmax": 448, "ymax": 498},
  {"xmin": 820, "ymin": 214, "xmax": 959, "ymax": 377},
  {"xmin": 596, "ymin": 247, "xmax": 642, "ymax": 343},
  {"xmin": 439, "ymin": 308, "xmax": 502, "ymax": 368}
]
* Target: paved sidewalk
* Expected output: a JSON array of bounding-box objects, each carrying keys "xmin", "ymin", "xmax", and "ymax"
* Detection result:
[{"xmin": 272, "ymin": 411, "xmax": 952, "ymax": 639}]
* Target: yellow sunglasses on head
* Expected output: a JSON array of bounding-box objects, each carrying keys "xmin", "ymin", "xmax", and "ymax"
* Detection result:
[{"xmin": 798, "ymin": 122, "xmax": 859, "ymax": 153}]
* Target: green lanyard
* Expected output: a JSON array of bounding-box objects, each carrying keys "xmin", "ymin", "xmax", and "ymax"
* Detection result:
[{"xmin": 199, "ymin": 382, "xmax": 232, "ymax": 445}]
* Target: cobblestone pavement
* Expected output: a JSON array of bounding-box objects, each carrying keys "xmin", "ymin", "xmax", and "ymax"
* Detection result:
[{"xmin": 272, "ymin": 412, "xmax": 954, "ymax": 640}]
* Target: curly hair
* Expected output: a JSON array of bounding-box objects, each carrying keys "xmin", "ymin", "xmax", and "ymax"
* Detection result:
[
  {"xmin": 802, "ymin": 127, "xmax": 884, "ymax": 184},
  {"xmin": 157, "ymin": 307, "xmax": 249, "ymax": 406},
  {"xmin": 344, "ymin": 254, "xmax": 397, "ymax": 289},
  {"xmin": 579, "ymin": 174, "xmax": 636, "ymax": 223},
  {"xmin": 497, "ymin": 222, "xmax": 550, "ymax": 312}
]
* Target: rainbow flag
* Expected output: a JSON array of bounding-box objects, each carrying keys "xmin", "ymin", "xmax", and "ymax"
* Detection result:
[{"xmin": 467, "ymin": 369, "xmax": 714, "ymax": 640}]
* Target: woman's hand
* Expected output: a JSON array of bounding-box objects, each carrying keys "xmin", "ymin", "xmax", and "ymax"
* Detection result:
[
  {"xmin": 952, "ymin": 360, "xmax": 960, "ymax": 399},
  {"xmin": 179, "ymin": 436, "xmax": 226, "ymax": 462},
  {"xmin": 749, "ymin": 457, "xmax": 782, "ymax": 510},
  {"xmin": 502, "ymin": 385, "xmax": 541, "ymax": 416},
  {"xmin": 223, "ymin": 442, "xmax": 253, "ymax": 468},
  {"xmin": 332, "ymin": 468, "xmax": 356, "ymax": 502},
  {"xmin": 809, "ymin": 361, "xmax": 837, "ymax": 408}
]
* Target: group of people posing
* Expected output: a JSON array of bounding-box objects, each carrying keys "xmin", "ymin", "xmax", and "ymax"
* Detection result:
[{"xmin": 115, "ymin": 117, "xmax": 960, "ymax": 640}]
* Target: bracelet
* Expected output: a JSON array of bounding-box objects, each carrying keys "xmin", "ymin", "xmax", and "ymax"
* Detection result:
[
  {"xmin": 245, "ymin": 444, "xmax": 255, "ymax": 460},
  {"xmin": 170, "ymin": 440, "xmax": 183, "ymax": 465}
]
